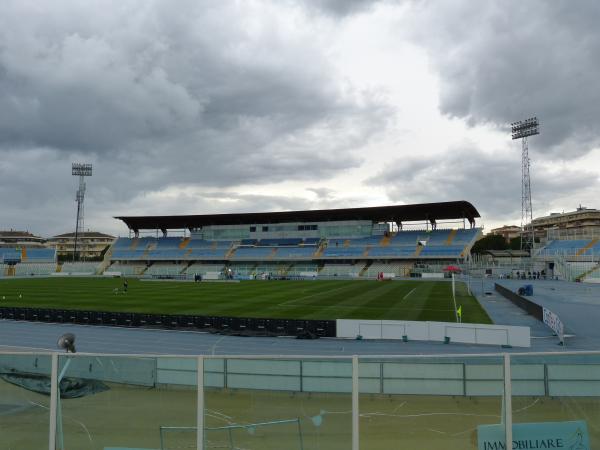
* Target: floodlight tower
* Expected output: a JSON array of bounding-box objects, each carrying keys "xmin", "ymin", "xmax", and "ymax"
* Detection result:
[
  {"xmin": 511, "ymin": 117, "xmax": 539, "ymax": 252},
  {"xmin": 72, "ymin": 163, "xmax": 93, "ymax": 262}
]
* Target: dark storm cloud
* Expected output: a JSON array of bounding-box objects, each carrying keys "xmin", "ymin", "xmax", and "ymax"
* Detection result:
[
  {"xmin": 0, "ymin": 0, "xmax": 386, "ymax": 168},
  {"xmin": 0, "ymin": 148, "xmax": 78, "ymax": 234},
  {"xmin": 366, "ymin": 143, "xmax": 599, "ymax": 220},
  {"xmin": 407, "ymin": 0, "xmax": 600, "ymax": 156},
  {"xmin": 0, "ymin": 0, "xmax": 390, "ymax": 234}
]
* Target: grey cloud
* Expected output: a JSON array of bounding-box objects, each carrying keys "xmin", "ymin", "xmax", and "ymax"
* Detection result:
[
  {"xmin": 0, "ymin": 0, "xmax": 387, "ymax": 159},
  {"xmin": 0, "ymin": 149, "xmax": 80, "ymax": 235},
  {"xmin": 295, "ymin": 0, "xmax": 384, "ymax": 16},
  {"xmin": 366, "ymin": 143, "xmax": 599, "ymax": 221},
  {"xmin": 105, "ymin": 191, "xmax": 321, "ymax": 237},
  {"xmin": 307, "ymin": 187, "xmax": 336, "ymax": 199},
  {"xmin": 0, "ymin": 0, "xmax": 391, "ymax": 234},
  {"xmin": 406, "ymin": 0, "xmax": 600, "ymax": 157},
  {"xmin": 195, "ymin": 192, "xmax": 312, "ymax": 213}
]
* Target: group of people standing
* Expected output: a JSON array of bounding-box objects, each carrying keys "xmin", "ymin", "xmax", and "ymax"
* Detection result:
[{"xmin": 514, "ymin": 270, "xmax": 545, "ymax": 280}]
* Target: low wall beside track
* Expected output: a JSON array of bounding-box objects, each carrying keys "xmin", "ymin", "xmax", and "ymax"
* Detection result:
[
  {"xmin": 494, "ymin": 283, "xmax": 543, "ymax": 320},
  {"xmin": 336, "ymin": 319, "xmax": 530, "ymax": 347},
  {"xmin": 494, "ymin": 282, "xmax": 565, "ymax": 343}
]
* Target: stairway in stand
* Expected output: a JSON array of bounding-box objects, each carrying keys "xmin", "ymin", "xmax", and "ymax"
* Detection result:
[
  {"xmin": 445, "ymin": 229, "xmax": 458, "ymax": 245},
  {"xmin": 576, "ymin": 238, "xmax": 599, "ymax": 256}
]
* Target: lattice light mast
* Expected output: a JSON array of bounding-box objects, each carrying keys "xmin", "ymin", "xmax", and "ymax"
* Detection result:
[
  {"xmin": 511, "ymin": 117, "xmax": 539, "ymax": 252},
  {"xmin": 72, "ymin": 163, "xmax": 93, "ymax": 262}
]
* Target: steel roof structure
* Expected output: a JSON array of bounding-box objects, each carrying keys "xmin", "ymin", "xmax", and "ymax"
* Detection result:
[{"xmin": 115, "ymin": 200, "xmax": 480, "ymax": 232}]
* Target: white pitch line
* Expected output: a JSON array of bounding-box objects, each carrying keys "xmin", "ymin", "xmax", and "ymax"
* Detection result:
[
  {"xmin": 403, "ymin": 288, "xmax": 416, "ymax": 300},
  {"xmin": 277, "ymin": 283, "xmax": 352, "ymax": 306}
]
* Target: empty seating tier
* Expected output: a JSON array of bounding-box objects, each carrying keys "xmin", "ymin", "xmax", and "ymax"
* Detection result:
[
  {"xmin": 538, "ymin": 239, "xmax": 599, "ymax": 257},
  {"xmin": 60, "ymin": 262, "xmax": 98, "ymax": 274},
  {"xmin": 108, "ymin": 229, "xmax": 480, "ymax": 275}
]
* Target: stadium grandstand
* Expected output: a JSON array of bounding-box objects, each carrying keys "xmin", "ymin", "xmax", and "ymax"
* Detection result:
[
  {"xmin": 483, "ymin": 206, "xmax": 599, "ymax": 282},
  {"xmin": 106, "ymin": 201, "xmax": 482, "ymax": 279},
  {"xmin": 534, "ymin": 233, "xmax": 600, "ymax": 282},
  {"xmin": 1, "ymin": 230, "xmax": 56, "ymax": 277},
  {"xmin": 0, "ymin": 230, "xmax": 105, "ymax": 278},
  {"xmin": 5, "ymin": 204, "xmax": 600, "ymax": 450},
  {"xmin": 467, "ymin": 206, "xmax": 600, "ymax": 283}
]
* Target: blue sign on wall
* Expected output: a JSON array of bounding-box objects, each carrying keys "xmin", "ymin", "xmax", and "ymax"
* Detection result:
[{"xmin": 478, "ymin": 420, "xmax": 589, "ymax": 450}]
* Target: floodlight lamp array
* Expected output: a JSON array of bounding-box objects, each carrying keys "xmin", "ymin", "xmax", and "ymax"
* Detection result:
[
  {"xmin": 511, "ymin": 117, "xmax": 539, "ymax": 140},
  {"xmin": 72, "ymin": 163, "xmax": 93, "ymax": 176}
]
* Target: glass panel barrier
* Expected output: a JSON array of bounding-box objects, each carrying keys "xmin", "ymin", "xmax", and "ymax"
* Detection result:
[
  {"xmin": 56, "ymin": 354, "xmax": 197, "ymax": 449},
  {"xmin": 3, "ymin": 351, "xmax": 600, "ymax": 448},
  {"xmin": 510, "ymin": 353, "xmax": 600, "ymax": 450},
  {"xmin": 204, "ymin": 357, "xmax": 353, "ymax": 450},
  {"xmin": 0, "ymin": 353, "xmax": 52, "ymax": 449},
  {"xmin": 359, "ymin": 355, "xmax": 506, "ymax": 450}
]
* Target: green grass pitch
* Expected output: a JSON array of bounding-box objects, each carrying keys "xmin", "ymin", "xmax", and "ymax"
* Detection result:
[{"xmin": 0, "ymin": 277, "xmax": 492, "ymax": 323}]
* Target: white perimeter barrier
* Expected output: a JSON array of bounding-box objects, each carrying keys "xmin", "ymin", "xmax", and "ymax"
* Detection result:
[
  {"xmin": 203, "ymin": 271, "xmax": 221, "ymax": 280},
  {"xmin": 299, "ymin": 272, "xmax": 318, "ymax": 278},
  {"xmin": 421, "ymin": 272, "xmax": 445, "ymax": 279},
  {"xmin": 51, "ymin": 271, "xmax": 95, "ymax": 276},
  {"xmin": 337, "ymin": 319, "xmax": 531, "ymax": 347}
]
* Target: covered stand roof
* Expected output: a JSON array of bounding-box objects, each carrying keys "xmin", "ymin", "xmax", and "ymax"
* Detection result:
[{"xmin": 115, "ymin": 200, "xmax": 480, "ymax": 232}]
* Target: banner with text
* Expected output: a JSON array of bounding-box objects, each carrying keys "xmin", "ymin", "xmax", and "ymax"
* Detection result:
[
  {"xmin": 478, "ymin": 420, "xmax": 588, "ymax": 450},
  {"xmin": 543, "ymin": 307, "xmax": 565, "ymax": 344}
]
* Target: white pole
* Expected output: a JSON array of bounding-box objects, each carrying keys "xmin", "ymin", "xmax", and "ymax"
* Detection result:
[
  {"xmin": 56, "ymin": 358, "xmax": 72, "ymax": 450},
  {"xmin": 481, "ymin": 275, "xmax": 484, "ymax": 297},
  {"xmin": 452, "ymin": 273, "xmax": 458, "ymax": 322},
  {"xmin": 452, "ymin": 272, "xmax": 456, "ymax": 301},
  {"xmin": 49, "ymin": 353, "xmax": 58, "ymax": 450},
  {"xmin": 503, "ymin": 354, "xmax": 513, "ymax": 449},
  {"xmin": 352, "ymin": 355, "xmax": 359, "ymax": 450},
  {"xmin": 467, "ymin": 272, "xmax": 471, "ymax": 296},
  {"xmin": 197, "ymin": 356, "xmax": 204, "ymax": 450}
]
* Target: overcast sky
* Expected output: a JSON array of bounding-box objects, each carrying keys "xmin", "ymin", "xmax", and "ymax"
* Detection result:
[{"xmin": 1, "ymin": 0, "xmax": 599, "ymax": 237}]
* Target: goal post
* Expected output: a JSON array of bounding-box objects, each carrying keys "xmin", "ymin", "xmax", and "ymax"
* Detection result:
[{"xmin": 160, "ymin": 418, "xmax": 304, "ymax": 450}]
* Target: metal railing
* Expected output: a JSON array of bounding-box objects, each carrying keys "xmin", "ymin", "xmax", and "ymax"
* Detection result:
[{"xmin": 1, "ymin": 350, "xmax": 599, "ymax": 449}]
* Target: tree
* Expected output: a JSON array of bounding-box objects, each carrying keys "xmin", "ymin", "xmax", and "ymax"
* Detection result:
[
  {"xmin": 509, "ymin": 237, "xmax": 521, "ymax": 250},
  {"xmin": 509, "ymin": 236, "xmax": 540, "ymax": 251},
  {"xmin": 471, "ymin": 234, "xmax": 509, "ymax": 254}
]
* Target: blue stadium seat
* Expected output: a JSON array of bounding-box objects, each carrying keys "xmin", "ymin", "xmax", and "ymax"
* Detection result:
[
  {"xmin": 25, "ymin": 248, "xmax": 56, "ymax": 262},
  {"xmin": 232, "ymin": 247, "xmax": 276, "ymax": 259},
  {"xmin": 303, "ymin": 237, "xmax": 321, "ymax": 245},
  {"xmin": 258, "ymin": 238, "xmax": 303, "ymax": 246},
  {"xmin": 109, "ymin": 228, "xmax": 481, "ymax": 265},
  {"xmin": 275, "ymin": 247, "xmax": 316, "ymax": 259}
]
